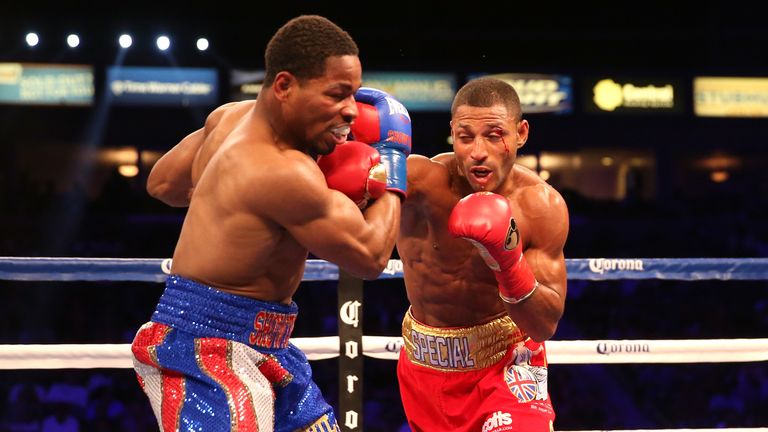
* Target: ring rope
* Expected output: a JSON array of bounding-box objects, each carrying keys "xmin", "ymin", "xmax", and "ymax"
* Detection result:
[
  {"xmin": 2, "ymin": 257, "xmax": 765, "ymax": 430},
  {"xmin": 1, "ymin": 337, "xmax": 766, "ymax": 369},
  {"xmin": 1, "ymin": 257, "xmax": 768, "ymax": 282}
]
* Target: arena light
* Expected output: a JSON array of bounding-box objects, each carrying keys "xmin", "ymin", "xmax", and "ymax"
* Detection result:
[
  {"xmin": 196, "ymin": 37, "xmax": 209, "ymax": 51},
  {"xmin": 25, "ymin": 32, "xmax": 39, "ymax": 47},
  {"xmin": 98, "ymin": 148, "xmax": 139, "ymax": 165},
  {"xmin": 710, "ymin": 170, "xmax": 729, "ymax": 183},
  {"xmin": 156, "ymin": 35, "xmax": 170, "ymax": 51},
  {"xmin": 516, "ymin": 155, "xmax": 537, "ymax": 171},
  {"xmin": 118, "ymin": 34, "xmax": 132, "ymax": 49},
  {"xmin": 67, "ymin": 34, "xmax": 80, "ymax": 48},
  {"xmin": 118, "ymin": 164, "xmax": 139, "ymax": 178}
]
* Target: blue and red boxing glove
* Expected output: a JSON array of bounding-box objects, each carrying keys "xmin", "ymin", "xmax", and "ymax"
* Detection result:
[
  {"xmin": 448, "ymin": 192, "xmax": 538, "ymax": 304},
  {"xmin": 351, "ymin": 87, "xmax": 412, "ymax": 198}
]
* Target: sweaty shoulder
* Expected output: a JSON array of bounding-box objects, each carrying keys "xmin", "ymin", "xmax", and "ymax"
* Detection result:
[
  {"xmin": 513, "ymin": 164, "xmax": 568, "ymax": 226},
  {"xmin": 406, "ymin": 152, "xmax": 452, "ymax": 197},
  {"xmin": 192, "ymin": 101, "xmax": 258, "ymax": 184},
  {"xmin": 204, "ymin": 101, "xmax": 255, "ymax": 134},
  {"xmin": 225, "ymin": 142, "xmax": 325, "ymax": 212}
]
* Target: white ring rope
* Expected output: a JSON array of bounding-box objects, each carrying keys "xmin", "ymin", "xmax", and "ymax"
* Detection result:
[{"xmin": 1, "ymin": 337, "xmax": 766, "ymax": 369}]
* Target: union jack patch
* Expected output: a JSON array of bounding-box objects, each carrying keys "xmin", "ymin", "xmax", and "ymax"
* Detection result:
[{"xmin": 503, "ymin": 364, "xmax": 539, "ymax": 403}]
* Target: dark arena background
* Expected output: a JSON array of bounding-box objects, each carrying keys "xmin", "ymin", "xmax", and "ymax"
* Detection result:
[{"xmin": 1, "ymin": 2, "xmax": 767, "ymax": 431}]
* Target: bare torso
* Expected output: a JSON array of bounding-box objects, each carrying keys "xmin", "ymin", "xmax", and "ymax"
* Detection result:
[
  {"xmin": 170, "ymin": 101, "xmax": 309, "ymax": 303},
  {"xmin": 398, "ymin": 153, "xmax": 554, "ymax": 327}
]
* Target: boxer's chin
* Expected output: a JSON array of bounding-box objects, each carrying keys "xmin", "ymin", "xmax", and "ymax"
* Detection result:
[{"xmin": 313, "ymin": 140, "xmax": 336, "ymax": 156}]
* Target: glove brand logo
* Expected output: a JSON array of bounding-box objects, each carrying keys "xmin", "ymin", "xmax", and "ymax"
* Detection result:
[
  {"xmin": 482, "ymin": 411, "xmax": 513, "ymax": 432},
  {"xmin": 596, "ymin": 341, "xmax": 650, "ymax": 355},
  {"xmin": 588, "ymin": 258, "xmax": 644, "ymax": 274},
  {"xmin": 340, "ymin": 300, "xmax": 361, "ymax": 328},
  {"xmin": 384, "ymin": 96, "xmax": 411, "ymax": 120},
  {"xmin": 386, "ymin": 130, "xmax": 412, "ymax": 147},
  {"xmin": 504, "ymin": 219, "xmax": 520, "ymax": 251}
]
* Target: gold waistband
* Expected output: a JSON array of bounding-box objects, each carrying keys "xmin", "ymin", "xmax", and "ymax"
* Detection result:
[{"xmin": 402, "ymin": 308, "xmax": 526, "ymax": 372}]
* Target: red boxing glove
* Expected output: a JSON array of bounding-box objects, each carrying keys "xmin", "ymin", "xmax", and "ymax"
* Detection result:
[
  {"xmin": 317, "ymin": 141, "xmax": 387, "ymax": 209},
  {"xmin": 447, "ymin": 192, "xmax": 538, "ymax": 304}
]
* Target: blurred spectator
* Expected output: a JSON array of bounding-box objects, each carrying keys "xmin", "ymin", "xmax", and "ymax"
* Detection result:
[{"xmin": 3, "ymin": 384, "xmax": 44, "ymax": 432}]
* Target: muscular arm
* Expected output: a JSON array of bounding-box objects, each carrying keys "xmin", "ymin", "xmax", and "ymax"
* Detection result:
[
  {"xmin": 146, "ymin": 102, "xmax": 236, "ymax": 207},
  {"xmin": 262, "ymin": 157, "xmax": 400, "ymax": 280},
  {"xmin": 146, "ymin": 128, "xmax": 204, "ymax": 207},
  {"xmin": 504, "ymin": 186, "xmax": 569, "ymax": 342},
  {"xmin": 403, "ymin": 154, "xmax": 436, "ymax": 201}
]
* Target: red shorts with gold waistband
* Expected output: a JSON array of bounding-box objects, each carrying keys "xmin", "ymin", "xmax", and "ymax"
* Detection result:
[{"xmin": 397, "ymin": 308, "xmax": 555, "ymax": 432}]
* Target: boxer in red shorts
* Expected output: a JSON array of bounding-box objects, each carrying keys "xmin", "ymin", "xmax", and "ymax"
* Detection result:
[{"xmin": 394, "ymin": 77, "xmax": 569, "ymax": 431}]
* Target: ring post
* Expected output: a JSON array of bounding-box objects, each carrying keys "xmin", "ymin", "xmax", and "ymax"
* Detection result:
[{"xmin": 338, "ymin": 270, "xmax": 364, "ymax": 430}]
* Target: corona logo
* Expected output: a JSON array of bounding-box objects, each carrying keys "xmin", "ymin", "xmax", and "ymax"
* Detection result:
[
  {"xmin": 346, "ymin": 375, "xmax": 359, "ymax": 393},
  {"xmin": 382, "ymin": 259, "xmax": 403, "ymax": 275},
  {"xmin": 597, "ymin": 341, "xmax": 650, "ymax": 355},
  {"xmin": 385, "ymin": 338, "xmax": 404, "ymax": 352},
  {"xmin": 344, "ymin": 411, "xmax": 359, "ymax": 429},
  {"xmin": 340, "ymin": 300, "xmax": 361, "ymax": 328},
  {"xmin": 345, "ymin": 341, "xmax": 358, "ymax": 359},
  {"xmin": 588, "ymin": 258, "xmax": 644, "ymax": 274},
  {"xmin": 160, "ymin": 258, "xmax": 173, "ymax": 275}
]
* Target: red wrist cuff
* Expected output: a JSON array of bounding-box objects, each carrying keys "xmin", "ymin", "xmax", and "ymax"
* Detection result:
[{"xmin": 496, "ymin": 255, "xmax": 537, "ymax": 303}]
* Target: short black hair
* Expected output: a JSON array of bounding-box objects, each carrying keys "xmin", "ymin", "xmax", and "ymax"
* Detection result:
[
  {"xmin": 263, "ymin": 15, "xmax": 359, "ymax": 86},
  {"xmin": 451, "ymin": 77, "xmax": 523, "ymax": 121}
]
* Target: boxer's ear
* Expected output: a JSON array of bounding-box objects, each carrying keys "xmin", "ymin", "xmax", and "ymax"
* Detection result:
[
  {"xmin": 273, "ymin": 72, "xmax": 295, "ymax": 101},
  {"xmin": 516, "ymin": 119, "xmax": 529, "ymax": 148}
]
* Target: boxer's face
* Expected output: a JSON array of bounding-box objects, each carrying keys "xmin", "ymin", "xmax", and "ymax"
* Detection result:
[
  {"xmin": 292, "ymin": 55, "xmax": 361, "ymax": 156},
  {"xmin": 451, "ymin": 103, "xmax": 528, "ymax": 192}
]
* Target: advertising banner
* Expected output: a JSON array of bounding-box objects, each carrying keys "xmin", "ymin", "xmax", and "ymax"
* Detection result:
[
  {"xmin": 0, "ymin": 63, "xmax": 94, "ymax": 106},
  {"xmin": 584, "ymin": 77, "xmax": 682, "ymax": 114},
  {"xmin": 470, "ymin": 73, "xmax": 573, "ymax": 114},
  {"xmin": 230, "ymin": 69, "xmax": 265, "ymax": 101},
  {"xmin": 362, "ymin": 72, "xmax": 456, "ymax": 111},
  {"xmin": 694, "ymin": 77, "xmax": 768, "ymax": 117},
  {"xmin": 107, "ymin": 66, "xmax": 218, "ymax": 106}
]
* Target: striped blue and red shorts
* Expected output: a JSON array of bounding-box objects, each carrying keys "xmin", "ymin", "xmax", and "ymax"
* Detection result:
[{"xmin": 131, "ymin": 274, "xmax": 338, "ymax": 432}]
